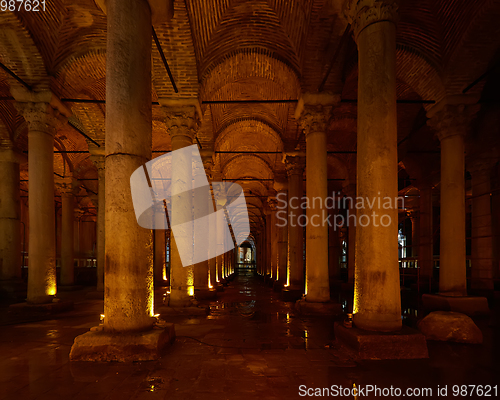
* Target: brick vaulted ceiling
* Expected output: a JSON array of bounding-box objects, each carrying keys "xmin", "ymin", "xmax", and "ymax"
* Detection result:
[{"xmin": 1, "ymin": 0, "xmax": 500, "ymax": 234}]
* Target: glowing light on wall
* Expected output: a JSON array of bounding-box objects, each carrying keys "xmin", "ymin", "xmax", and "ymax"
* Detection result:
[
  {"xmin": 162, "ymin": 264, "xmax": 167, "ymax": 281},
  {"xmin": 188, "ymin": 286, "xmax": 194, "ymax": 296}
]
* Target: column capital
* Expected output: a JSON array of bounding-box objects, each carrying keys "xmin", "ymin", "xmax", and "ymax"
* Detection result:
[
  {"xmin": 0, "ymin": 139, "xmax": 24, "ymax": 163},
  {"xmin": 56, "ymin": 177, "xmax": 79, "ymax": 196},
  {"xmin": 160, "ymin": 99, "xmax": 202, "ymax": 142},
  {"xmin": 12, "ymin": 88, "xmax": 71, "ymax": 134},
  {"xmin": 267, "ymin": 197, "xmax": 278, "ymax": 212},
  {"xmin": 343, "ymin": 0, "xmax": 399, "ymax": 41},
  {"xmin": 426, "ymin": 97, "xmax": 480, "ymax": 141},
  {"xmin": 295, "ymin": 92, "xmax": 340, "ymax": 136},
  {"xmin": 406, "ymin": 209, "xmax": 419, "ymax": 219},
  {"xmin": 284, "ymin": 155, "xmax": 305, "ymax": 176}
]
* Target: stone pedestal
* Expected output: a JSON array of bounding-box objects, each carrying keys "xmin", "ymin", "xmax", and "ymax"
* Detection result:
[
  {"xmin": 70, "ymin": 323, "xmax": 175, "ymax": 362},
  {"xmin": 344, "ymin": 0, "xmax": 401, "ymax": 332},
  {"xmin": 334, "ymin": 322, "xmax": 428, "ymax": 360}
]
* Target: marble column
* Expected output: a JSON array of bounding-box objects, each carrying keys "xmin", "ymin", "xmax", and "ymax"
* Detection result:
[
  {"xmin": 0, "ymin": 139, "xmax": 22, "ymax": 281},
  {"xmin": 154, "ymin": 229, "xmax": 165, "ymax": 285},
  {"xmin": 296, "ymin": 94, "xmax": 336, "ymax": 303},
  {"xmin": 16, "ymin": 101, "xmax": 67, "ymax": 304},
  {"xmin": 285, "ymin": 156, "xmax": 305, "ymax": 290},
  {"xmin": 427, "ymin": 100, "xmax": 479, "ymax": 296},
  {"xmin": 342, "ymin": 182, "xmax": 356, "ymax": 284},
  {"xmin": 268, "ymin": 197, "xmax": 278, "ymax": 281},
  {"xmin": 58, "ymin": 178, "xmax": 77, "ymax": 286},
  {"xmin": 89, "ymin": 144, "xmax": 105, "ymax": 291},
  {"xmin": 407, "ymin": 210, "xmax": 419, "ymax": 258},
  {"xmin": 417, "ymin": 182, "xmax": 434, "ymax": 281},
  {"xmin": 274, "ymin": 176, "xmax": 288, "ymax": 286},
  {"xmin": 163, "ymin": 101, "xmax": 200, "ymax": 306},
  {"xmin": 345, "ymin": 0, "xmax": 401, "ymax": 331},
  {"xmin": 469, "ymin": 159, "xmax": 495, "ymax": 291},
  {"xmin": 104, "ymin": 0, "xmax": 154, "ymax": 331}
]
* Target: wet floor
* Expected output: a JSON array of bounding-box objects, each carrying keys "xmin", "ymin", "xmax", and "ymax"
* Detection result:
[{"xmin": 0, "ymin": 271, "xmax": 499, "ymax": 399}]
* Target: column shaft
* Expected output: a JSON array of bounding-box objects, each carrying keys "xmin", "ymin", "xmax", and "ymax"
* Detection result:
[
  {"xmin": 0, "ymin": 142, "xmax": 21, "ymax": 281},
  {"xmin": 470, "ymin": 166, "xmax": 494, "ymax": 291},
  {"xmin": 104, "ymin": 0, "xmax": 153, "ymax": 331},
  {"xmin": 286, "ymin": 158, "xmax": 304, "ymax": 290},
  {"xmin": 60, "ymin": 192, "xmax": 75, "ymax": 286},
  {"xmin": 346, "ymin": 0, "xmax": 401, "ymax": 330},
  {"xmin": 418, "ymin": 185, "xmax": 433, "ymax": 280}
]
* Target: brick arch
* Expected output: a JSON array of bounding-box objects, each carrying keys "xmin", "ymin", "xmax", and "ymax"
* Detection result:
[
  {"xmin": 200, "ymin": 51, "xmax": 300, "ymax": 101},
  {"xmin": 222, "ymin": 154, "xmax": 274, "ymax": 181},
  {"xmin": 54, "ymin": 50, "xmax": 106, "ymax": 97},
  {"xmin": 342, "ymin": 46, "xmax": 446, "ymax": 105},
  {"xmin": 443, "ymin": 0, "xmax": 500, "ymax": 94},
  {"xmin": 0, "ymin": 12, "xmax": 48, "ymax": 87}
]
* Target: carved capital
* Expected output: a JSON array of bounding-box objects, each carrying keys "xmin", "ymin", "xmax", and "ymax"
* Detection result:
[
  {"xmin": 297, "ymin": 105, "xmax": 331, "ymax": 136},
  {"xmin": 343, "ymin": 0, "xmax": 399, "ymax": 41},
  {"xmin": 285, "ymin": 155, "xmax": 305, "ymax": 176},
  {"xmin": 16, "ymin": 102, "xmax": 65, "ymax": 135},
  {"xmin": 56, "ymin": 177, "xmax": 78, "ymax": 196},
  {"xmin": 427, "ymin": 103, "xmax": 480, "ymax": 141},
  {"xmin": 467, "ymin": 156, "xmax": 498, "ymax": 177},
  {"xmin": 267, "ymin": 197, "xmax": 278, "ymax": 212}
]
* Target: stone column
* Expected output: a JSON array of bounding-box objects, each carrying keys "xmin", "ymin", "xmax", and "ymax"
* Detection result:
[
  {"xmin": 342, "ymin": 182, "xmax": 356, "ymax": 284},
  {"xmin": 328, "ymin": 208, "xmax": 341, "ymax": 284},
  {"xmin": 407, "ymin": 210, "xmax": 419, "ymax": 258},
  {"xmin": 268, "ymin": 197, "xmax": 278, "ymax": 281},
  {"xmin": 103, "ymin": 0, "xmax": 153, "ymax": 331},
  {"xmin": 274, "ymin": 176, "xmax": 288, "ymax": 287},
  {"xmin": 163, "ymin": 101, "xmax": 200, "ymax": 306},
  {"xmin": 0, "ymin": 139, "xmax": 22, "ymax": 282},
  {"xmin": 417, "ymin": 182, "xmax": 434, "ymax": 281},
  {"xmin": 16, "ymin": 100, "xmax": 67, "ymax": 304},
  {"xmin": 285, "ymin": 156, "xmax": 305, "ymax": 293},
  {"xmin": 154, "ymin": 229, "xmax": 165, "ymax": 285},
  {"xmin": 89, "ymin": 144, "xmax": 105, "ymax": 291},
  {"xmin": 427, "ymin": 100, "xmax": 479, "ymax": 296},
  {"xmin": 57, "ymin": 177, "xmax": 77, "ymax": 286},
  {"xmin": 469, "ymin": 159, "xmax": 495, "ymax": 292},
  {"xmin": 296, "ymin": 94, "xmax": 337, "ymax": 303},
  {"xmin": 344, "ymin": 0, "xmax": 401, "ymax": 331}
]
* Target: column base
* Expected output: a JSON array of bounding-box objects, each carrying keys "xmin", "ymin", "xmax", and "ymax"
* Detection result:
[
  {"xmin": 295, "ymin": 299, "xmax": 342, "ymax": 316},
  {"xmin": 334, "ymin": 322, "xmax": 428, "ymax": 360},
  {"xmin": 281, "ymin": 288, "xmax": 303, "ymax": 302},
  {"xmin": 69, "ymin": 322, "xmax": 175, "ymax": 362},
  {"xmin": 194, "ymin": 288, "xmax": 217, "ymax": 300},
  {"xmin": 422, "ymin": 294, "xmax": 490, "ymax": 317},
  {"xmin": 418, "ymin": 311, "xmax": 483, "ymax": 344},
  {"xmin": 9, "ymin": 299, "xmax": 73, "ymax": 316}
]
